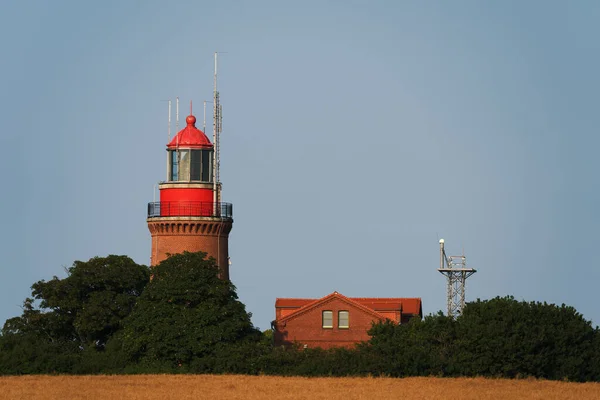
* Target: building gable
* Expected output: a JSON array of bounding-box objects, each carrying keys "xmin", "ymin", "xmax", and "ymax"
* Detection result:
[
  {"xmin": 273, "ymin": 292, "xmax": 423, "ymax": 349},
  {"xmin": 276, "ymin": 292, "xmax": 386, "ymax": 325}
]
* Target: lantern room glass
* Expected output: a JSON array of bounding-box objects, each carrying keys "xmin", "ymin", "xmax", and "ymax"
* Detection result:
[{"xmin": 169, "ymin": 149, "xmax": 213, "ymax": 182}]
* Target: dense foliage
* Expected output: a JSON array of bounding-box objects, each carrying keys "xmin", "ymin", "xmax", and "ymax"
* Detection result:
[
  {"xmin": 115, "ymin": 251, "xmax": 262, "ymax": 372},
  {"xmin": 0, "ymin": 255, "xmax": 150, "ymax": 373},
  {"xmin": 362, "ymin": 297, "xmax": 600, "ymax": 381},
  {"xmin": 1, "ymin": 253, "xmax": 599, "ymax": 381}
]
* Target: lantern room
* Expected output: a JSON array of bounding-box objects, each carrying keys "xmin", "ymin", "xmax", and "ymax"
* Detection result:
[
  {"xmin": 149, "ymin": 113, "xmax": 227, "ymax": 217},
  {"xmin": 166, "ymin": 115, "xmax": 214, "ymax": 183}
]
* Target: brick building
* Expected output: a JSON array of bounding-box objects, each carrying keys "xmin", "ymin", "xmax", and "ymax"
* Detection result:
[{"xmin": 273, "ymin": 292, "xmax": 422, "ymax": 349}]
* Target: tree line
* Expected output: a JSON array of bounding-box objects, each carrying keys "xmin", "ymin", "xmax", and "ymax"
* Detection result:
[{"xmin": 1, "ymin": 252, "xmax": 599, "ymax": 381}]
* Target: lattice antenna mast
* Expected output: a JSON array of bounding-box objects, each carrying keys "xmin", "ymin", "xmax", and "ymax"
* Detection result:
[
  {"xmin": 167, "ymin": 99, "xmax": 172, "ymax": 182},
  {"xmin": 212, "ymin": 52, "xmax": 222, "ymax": 215},
  {"xmin": 176, "ymin": 97, "xmax": 180, "ymax": 179},
  {"xmin": 437, "ymin": 238, "xmax": 477, "ymax": 318}
]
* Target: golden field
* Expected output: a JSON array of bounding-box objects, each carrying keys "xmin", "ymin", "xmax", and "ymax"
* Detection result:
[{"xmin": 1, "ymin": 375, "xmax": 600, "ymax": 400}]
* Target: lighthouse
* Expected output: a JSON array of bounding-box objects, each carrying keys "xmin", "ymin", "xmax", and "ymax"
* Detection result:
[
  {"xmin": 147, "ymin": 111, "xmax": 233, "ymax": 278},
  {"xmin": 147, "ymin": 55, "xmax": 232, "ymax": 279}
]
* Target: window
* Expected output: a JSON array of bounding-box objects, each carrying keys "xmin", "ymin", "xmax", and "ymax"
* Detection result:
[
  {"xmin": 169, "ymin": 150, "xmax": 190, "ymax": 181},
  {"xmin": 178, "ymin": 150, "xmax": 190, "ymax": 181},
  {"xmin": 190, "ymin": 150, "xmax": 213, "ymax": 182},
  {"xmin": 338, "ymin": 311, "xmax": 349, "ymax": 328},
  {"xmin": 190, "ymin": 150, "xmax": 202, "ymax": 180},
  {"xmin": 201, "ymin": 149, "xmax": 212, "ymax": 182},
  {"xmin": 322, "ymin": 311, "xmax": 333, "ymax": 328},
  {"xmin": 170, "ymin": 149, "xmax": 213, "ymax": 182},
  {"xmin": 170, "ymin": 151, "xmax": 179, "ymax": 181}
]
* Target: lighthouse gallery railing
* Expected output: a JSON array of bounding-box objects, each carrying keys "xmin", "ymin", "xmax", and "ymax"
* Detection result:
[{"xmin": 147, "ymin": 202, "xmax": 233, "ymax": 219}]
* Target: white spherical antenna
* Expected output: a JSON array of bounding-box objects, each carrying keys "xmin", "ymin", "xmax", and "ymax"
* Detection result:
[{"xmin": 439, "ymin": 238, "xmax": 445, "ymax": 244}]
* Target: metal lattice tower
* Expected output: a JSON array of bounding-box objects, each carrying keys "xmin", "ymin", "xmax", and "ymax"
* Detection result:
[
  {"xmin": 437, "ymin": 239, "xmax": 476, "ymax": 318},
  {"xmin": 212, "ymin": 52, "xmax": 223, "ymax": 214}
]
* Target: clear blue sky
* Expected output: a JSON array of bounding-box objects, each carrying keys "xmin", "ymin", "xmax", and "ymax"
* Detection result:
[{"xmin": 1, "ymin": 1, "xmax": 599, "ymax": 331}]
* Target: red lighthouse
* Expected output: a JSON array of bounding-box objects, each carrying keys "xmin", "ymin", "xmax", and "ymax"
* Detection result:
[
  {"xmin": 147, "ymin": 111, "xmax": 233, "ymax": 278},
  {"xmin": 147, "ymin": 57, "xmax": 232, "ymax": 279}
]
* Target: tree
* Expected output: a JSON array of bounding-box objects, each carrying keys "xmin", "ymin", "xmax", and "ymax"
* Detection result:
[
  {"xmin": 0, "ymin": 298, "xmax": 81, "ymax": 374},
  {"xmin": 117, "ymin": 251, "xmax": 261, "ymax": 372},
  {"xmin": 0, "ymin": 255, "xmax": 149, "ymax": 374},
  {"xmin": 365, "ymin": 313, "xmax": 457, "ymax": 377},
  {"xmin": 454, "ymin": 296, "xmax": 598, "ymax": 381}
]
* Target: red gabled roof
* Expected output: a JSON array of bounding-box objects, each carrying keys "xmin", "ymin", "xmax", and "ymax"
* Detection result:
[
  {"xmin": 275, "ymin": 293, "xmax": 422, "ymax": 321},
  {"xmin": 167, "ymin": 115, "xmax": 213, "ymax": 149},
  {"xmin": 353, "ymin": 298, "xmax": 422, "ymax": 316},
  {"xmin": 275, "ymin": 298, "xmax": 314, "ymax": 308},
  {"xmin": 276, "ymin": 292, "xmax": 388, "ymax": 324}
]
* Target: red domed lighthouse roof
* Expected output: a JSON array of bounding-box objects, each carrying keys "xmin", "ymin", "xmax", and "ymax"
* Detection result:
[{"xmin": 167, "ymin": 115, "xmax": 213, "ymax": 149}]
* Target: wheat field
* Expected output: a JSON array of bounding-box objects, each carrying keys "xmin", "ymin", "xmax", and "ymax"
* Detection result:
[{"xmin": 1, "ymin": 375, "xmax": 599, "ymax": 400}]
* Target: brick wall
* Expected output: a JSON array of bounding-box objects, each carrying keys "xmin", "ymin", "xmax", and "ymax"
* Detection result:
[
  {"xmin": 274, "ymin": 298, "xmax": 383, "ymax": 349},
  {"xmin": 148, "ymin": 218, "xmax": 232, "ymax": 280}
]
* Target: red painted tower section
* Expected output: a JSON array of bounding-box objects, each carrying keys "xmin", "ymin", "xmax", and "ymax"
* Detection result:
[{"xmin": 147, "ymin": 114, "xmax": 233, "ymax": 279}]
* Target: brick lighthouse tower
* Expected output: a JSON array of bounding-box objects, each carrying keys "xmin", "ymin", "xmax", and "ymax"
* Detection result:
[{"xmin": 147, "ymin": 55, "xmax": 232, "ymax": 279}]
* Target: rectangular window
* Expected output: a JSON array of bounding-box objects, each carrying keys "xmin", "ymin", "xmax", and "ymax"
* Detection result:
[
  {"xmin": 322, "ymin": 311, "xmax": 333, "ymax": 328},
  {"xmin": 170, "ymin": 151, "xmax": 178, "ymax": 181},
  {"xmin": 201, "ymin": 149, "xmax": 212, "ymax": 182},
  {"xmin": 184, "ymin": 150, "xmax": 213, "ymax": 182},
  {"xmin": 178, "ymin": 150, "xmax": 190, "ymax": 181},
  {"xmin": 338, "ymin": 311, "xmax": 349, "ymax": 328},
  {"xmin": 190, "ymin": 150, "xmax": 202, "ymax": 181}
]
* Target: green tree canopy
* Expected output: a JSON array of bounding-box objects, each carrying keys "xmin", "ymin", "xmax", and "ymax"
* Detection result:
[
  {"xmin": 365, "ymin": 312, "xmax": 457, "ymax": 377},
  {"xmin": 454, "ymin": 296, "xmax": 598, "ymax": 381},
  {"xmin": 363, "ymin": 296, "xmax": 600, "ymax": 381},
  {"xmin": 117, "ymin": 251, "xmax": 261, "ymax": 371},
  {"xmin": 0, "ymin": 255, "xmax": 149, "ymax": 373}
]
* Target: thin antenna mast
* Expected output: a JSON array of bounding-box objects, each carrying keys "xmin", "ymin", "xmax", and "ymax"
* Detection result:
[
  {"xmin": 437, "ymin": 239, "xmax": 477, "ymax": 318},
  {"xmin": 212, "ymin": 52, "xmax": 220, "ymax": 215},
  {"xmin": 203, "ymin": 100, "xmax": 207, "ymax": 133},
  {"xmin": 168, "ymin": 100, "xmax": 172, "ymax": 141}
]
